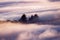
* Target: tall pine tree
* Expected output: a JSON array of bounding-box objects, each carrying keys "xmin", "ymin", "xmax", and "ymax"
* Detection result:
[{"xmin": 19, "ymin": 14, "xmax": 27, "ymax": 23}]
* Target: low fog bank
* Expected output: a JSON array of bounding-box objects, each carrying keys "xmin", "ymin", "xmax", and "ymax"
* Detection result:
[{"xmin": 0, "ymin": 22, "xmax": 60, "ymax": 40}]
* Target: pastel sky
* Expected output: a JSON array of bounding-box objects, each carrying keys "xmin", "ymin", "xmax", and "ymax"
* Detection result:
[{"xmin": 0, "ymin": 0, "xmax": 60, "ymax": 20}]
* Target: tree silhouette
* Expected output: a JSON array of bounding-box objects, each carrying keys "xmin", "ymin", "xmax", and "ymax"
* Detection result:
[
  {"xmin": 28, "ymin": 15, "xmax": 34, "ymax": 23},
  {"xmin": 19, "ymin": 14, "xmax": 27, "ymax": 23},
  {"xmin": 33, "ymin": 14, "xmax": 39, "ymax": 23},
  {"xmin": 28, "ymin": 14, "xmax": 39, "ymax": 23},
  {"xmin": 34, "ymin": 14, "xmax": 38, "ymax": 18},
  {"xmin": 29, "ymin": 15, "xmax": 34, "ymax": 21}
]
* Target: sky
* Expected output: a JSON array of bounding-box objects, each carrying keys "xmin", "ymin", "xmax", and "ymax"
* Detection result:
[{"xmin": 0, "ymin": 0, "xmax": 60, "ymax": 20}]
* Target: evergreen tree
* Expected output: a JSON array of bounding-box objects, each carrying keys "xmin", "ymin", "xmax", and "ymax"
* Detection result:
[
  {"xmin": 34, "ymin": 14, "xmax": 38, "ymax": 18},
  {"xmin": 33, "ymin": 14, "xmax": 39, "ymax": 22},
  {"xmin": 28, "ymin": 14, "xmax": 39, "ymax": 23},
  {"xmin": 29, "ymin": 15, "xmax": 34, "ymax": 21},
  {"xmin": 28, "ymin": 15, "xmax": 34, "ymax": 23},
  {"xmin": 19, "ymin": 14, "xmax": 27, "ymax": 23}
]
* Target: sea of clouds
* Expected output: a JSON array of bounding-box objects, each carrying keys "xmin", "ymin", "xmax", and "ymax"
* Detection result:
[
  {"xmin": 0, "ymin": 0, "xmax": 60, "ymax": 40},
  {"xmin": 0, "ymin": 24, "xmax": 60, "ymax": 40}
]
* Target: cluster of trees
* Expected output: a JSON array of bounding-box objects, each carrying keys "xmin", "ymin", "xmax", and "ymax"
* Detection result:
[
  {"xmin": 18, "ymin": 14, "xmax": 39, "ymax": 23},
  {"xmin": 5, "ymin": 14, "xmax": 60, "ymax": 24},
  {"xmin": 6, "ymin": 14, "xmax": 39, "ymax": 23}
]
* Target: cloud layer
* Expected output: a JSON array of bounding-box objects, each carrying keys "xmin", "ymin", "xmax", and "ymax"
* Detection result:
[
  {"xmin": 0, "ymin": 0, "xmax": 60, "ymax": 20},
  {"xmin": 0, "ymin": 23, "xmax": 60, "ymax": 40}
]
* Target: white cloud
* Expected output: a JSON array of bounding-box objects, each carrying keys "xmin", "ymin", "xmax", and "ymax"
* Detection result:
[{"xmin": 0, "ymin": 23, "xmax": 60, "ymax": 40}]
